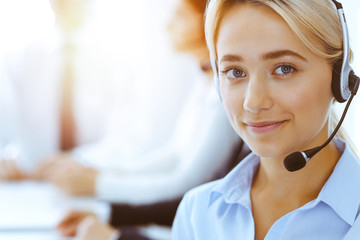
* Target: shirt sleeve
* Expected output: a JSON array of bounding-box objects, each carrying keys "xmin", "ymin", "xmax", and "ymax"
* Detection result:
[
  {"xmin": 94, "ymin": 101, "xmax": 240, "ymax": 203},
  {"xmin": 171, "ymin": 192, "xmax": 195, "ymax": 240}
]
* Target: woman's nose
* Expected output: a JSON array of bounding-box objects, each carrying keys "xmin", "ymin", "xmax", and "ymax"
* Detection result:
[{"xmin": 243, "ymin": 76, "xmax": 273, "ymax": 113}]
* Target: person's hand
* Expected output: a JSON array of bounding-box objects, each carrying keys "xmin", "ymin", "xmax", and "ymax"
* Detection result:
[
  {"xmin": 33, "ymin": 153, "xmax": 98, "ymax": 196},
  {"xmin": 47, "ymin": 161, "xmax": 98, "ymax": 196},
  {"xmin": 32, "ymin": 152, "xmax": 73, "ymax": 180},
  {"xmin": 0, "ymin": 160, "xmax": 27, "ymax": 181},
  {"xmin": 77, "ymin": 216, "xmax": 118, "ymax": 240},
  {"xmin": 32, "ymin": 152, "xmax": 72, "ymax": 180},
  {"xmin": 57, "ymin": 210, "xmax": 96, "ymax": 237}
]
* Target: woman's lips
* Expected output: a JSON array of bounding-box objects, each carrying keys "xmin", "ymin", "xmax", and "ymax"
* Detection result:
[{"xmin": 245, "ymin": 121, "xmax": 286, "ymax": 134}]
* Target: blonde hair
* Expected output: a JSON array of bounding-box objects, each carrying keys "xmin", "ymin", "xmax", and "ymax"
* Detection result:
[
  {"xmin": 205, "ymin": 0, "xmax": 343, "ymax": 63},
  {"xmin": 205, "ymin": 0, "xmax": 358, "ymax": 157}
]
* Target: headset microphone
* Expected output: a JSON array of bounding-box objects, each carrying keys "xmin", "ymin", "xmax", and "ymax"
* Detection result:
[
  {"xmin": 284, "ymin": 82, "xmax": 358, "ymax": 171},
  {"xmin": 283, "ymin": 0, "xmax": 360, "ymax": 172}
]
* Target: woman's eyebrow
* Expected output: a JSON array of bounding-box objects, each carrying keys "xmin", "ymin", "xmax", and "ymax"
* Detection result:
[
  {"xmin": 219, "ymin": 50, "xmax": 307, "ymax": 64},
  {"xmin": 262, "ymin": 50, "xmax": 308, "ymax": 62},
  {"xmin": 219, "ymin": 54, "xmax": 243, "ymax": 64}
]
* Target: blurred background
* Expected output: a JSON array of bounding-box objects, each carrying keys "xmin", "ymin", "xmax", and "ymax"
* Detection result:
[
  {"xmin": 0, "ymin": 0, "xmax": 201, "ymax": 167},
  {"xmin": 0, "ymin": 0, "xmax": 201, "ymax": 239}
]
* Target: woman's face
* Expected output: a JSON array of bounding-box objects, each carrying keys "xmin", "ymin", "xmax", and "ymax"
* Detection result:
[
  {"xmin": 216, "ymin": 4, "xmax": 334, "ymax": 159},
  {"xmin": 168, "ymin": 0, "xmax": 204, "ymax": 52}
]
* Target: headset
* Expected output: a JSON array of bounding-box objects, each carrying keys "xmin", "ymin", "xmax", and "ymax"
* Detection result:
[
  {"xmin": 210, "ymin": 0, "xmax": 360, "ymax": 171},
  {"xmin": 331, "ymin": 0, "xmax": 357, "ymax": 102}
]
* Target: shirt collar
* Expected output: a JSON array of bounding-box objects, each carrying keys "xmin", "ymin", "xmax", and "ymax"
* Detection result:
[
  {"xmin": 317, "ymin": 138, "xmax": 360, "ymax": 226},
  {"xmin": 209, "ymin": 138, "xmax": 360, "ymax": 226},
  {"xmin": 209, "ymin": 152, "xmax": 259, "ymax": 207}
]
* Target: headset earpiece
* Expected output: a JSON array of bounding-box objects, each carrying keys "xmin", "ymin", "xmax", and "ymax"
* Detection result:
[{"xmin": 331, "ymin": 0, "xmax": 354, "ymax": 102}]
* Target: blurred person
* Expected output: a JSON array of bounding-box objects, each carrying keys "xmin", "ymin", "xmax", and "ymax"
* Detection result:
[
  {"xmin": 53, "ymin": 0, "xmax": 249, "ymax": 239},
  {"xmin": 0, "ymin": 0, "xmax": 93, "ymax": 178},
  {"xmin": 41, "ymin": 0, "xmax": 241, "ymax": 200},
  {"xmin": 0, "ymin": 0, "xmax": 143, "ymax": 181}
]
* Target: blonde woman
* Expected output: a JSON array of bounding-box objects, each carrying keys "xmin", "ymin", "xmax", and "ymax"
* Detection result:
[{"xmin": 172, "ymin": 0, "xmax": 360, "ymax": 239}]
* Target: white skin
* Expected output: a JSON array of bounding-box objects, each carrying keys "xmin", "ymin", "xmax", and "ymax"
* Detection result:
[
  {"xmin": 34, "ymin": 154, "xmax": 97, "ymax": 196},
  {"xmin": 168, "ymin": 0, "xmax": 211, "ymax": 77},
  {"xmin": 216, "ymin": 4, "xmax": 340, "ymax": 240},
  {"xmin": 57, "ymin": 213, "xmax": 117, "ymax": 239},
  {"xmin": 76, "ymin": 216, "xmax": 116, "ymax": 240},
  {"xmin": 0, "ymin": 160, "xmax": 27, "ymax": 180},
  {"xmin": 168, "ymin": 0, "xmax": 204, "ymax": 52}
]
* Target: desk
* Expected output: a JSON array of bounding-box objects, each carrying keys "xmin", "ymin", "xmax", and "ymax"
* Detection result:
[
  {"xmin": 0, "ymin": 181, "xmax": 109, "ymax": 240},
  {"xmin": 0, "ymin": 230, "xmax": 73, "ymax": 240}
]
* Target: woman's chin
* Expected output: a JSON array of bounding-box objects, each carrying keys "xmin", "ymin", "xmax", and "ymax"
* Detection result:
[{"xmin": 249, "ymin": 144, "xmax": 291, "ymax": 160}]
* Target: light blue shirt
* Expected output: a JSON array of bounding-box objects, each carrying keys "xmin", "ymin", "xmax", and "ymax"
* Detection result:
[{"xmin": 172, "ymin": 138, "xmax": 360, "ymax": 239}]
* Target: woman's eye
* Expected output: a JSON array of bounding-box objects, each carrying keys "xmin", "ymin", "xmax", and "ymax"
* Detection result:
[
  {"xmin": 222, "ymin": 68, "xmax": 246, "ymax": 79},
  {"xmin": 274, "ymin": 65, "xmax": 295, "ymax": 76}
]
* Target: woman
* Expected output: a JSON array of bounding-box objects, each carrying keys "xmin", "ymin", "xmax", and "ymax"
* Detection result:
[
  {"xmin": 172, "ymin": 0, "xmax": 360, "ymax": 239},
  {"xmin": 56, "ymin": 0, "xmax": 246, "ymax": 239}
]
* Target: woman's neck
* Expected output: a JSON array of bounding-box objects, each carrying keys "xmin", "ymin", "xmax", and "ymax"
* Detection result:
[
  {"xmin": 252, "ymin": 140, "xmax": 340, "ymax": 203},
  {"xmin": 250, "ymin": 140, "xmax": 340, "ymax": 240}
]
